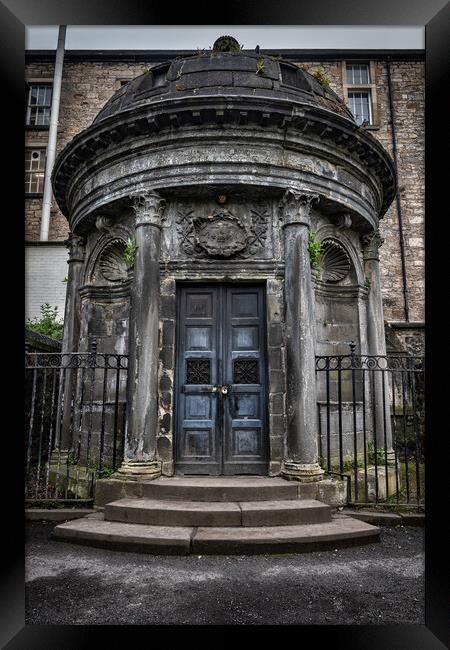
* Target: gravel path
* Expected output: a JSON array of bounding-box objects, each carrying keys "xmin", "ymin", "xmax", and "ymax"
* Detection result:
[{"xmin": 26, "ymin": 521, "xmax": 424, "ymax": 625}]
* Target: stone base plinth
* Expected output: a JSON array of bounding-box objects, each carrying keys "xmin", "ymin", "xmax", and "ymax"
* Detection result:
[
  {"xmin": 114, "ymin": 460, "xmax": 162, "ymax": 481},
  {"xmin": 94, "ymin": 478, "xmax": 145, "ymax": 508},
  {"xmin": 281, "ymin": 461, "xmax": 325, "ymax": 483},
  {"xmin": 355, "ymin": 465, "xmax": 400, "ymax": 501}
]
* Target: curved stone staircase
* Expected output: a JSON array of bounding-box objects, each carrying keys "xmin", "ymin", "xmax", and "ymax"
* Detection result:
[{"xmin": 53, "ymin": 477, "xmax": 379, "ymax": 555}]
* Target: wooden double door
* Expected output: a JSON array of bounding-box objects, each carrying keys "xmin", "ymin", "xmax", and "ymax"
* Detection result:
[{"xmin": 175, "ymin": 284, "xmax": 269, "ymax": 475}]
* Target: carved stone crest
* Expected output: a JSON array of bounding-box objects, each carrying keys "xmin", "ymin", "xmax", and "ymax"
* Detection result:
[
  {"xmin": 194, "ymin": 211, "xmax": 248, "ymax": 257},
  {"xmin": 176, "ymin": 205, "xmax": 269, "ymax": 259}
]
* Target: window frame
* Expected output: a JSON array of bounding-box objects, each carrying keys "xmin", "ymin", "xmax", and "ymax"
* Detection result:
[
  {"xmin": 347, "ymin": 89, "xmax": 373, "ymax": 126},
  {"xmin": 342, "ymin": 60, "xmax": 379, "ymax": 128},
  {"xmin": 25, "ymin": 147, "xmax": 47, "ymax": 196},
  {"xmin": 25, "ymin": 81, "xmax": 53, "ymax": 128}
]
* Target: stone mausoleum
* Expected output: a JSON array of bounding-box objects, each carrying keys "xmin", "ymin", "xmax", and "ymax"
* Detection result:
[{"xmin": 52, "ymin": 37, "xmax": 396, "ymax": 494}]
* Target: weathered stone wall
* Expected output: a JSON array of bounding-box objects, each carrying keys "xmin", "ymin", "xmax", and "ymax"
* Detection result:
[
  {"xmin": 292, "ymin": 59, "xmax": 425, "ymax": 326},
  {"xmin": 25, "ymin": 60, "xmax": 150, "ymax": 242},
  {"xmin": 25, "ymin": 56, "xmax": 424, "ymax": 344}
]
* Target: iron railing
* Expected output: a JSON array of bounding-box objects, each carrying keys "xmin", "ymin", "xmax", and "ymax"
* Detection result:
[
  {"xmin": 316, "ymin": 344, "xmax": 425, "ymax": 510},
  {"xmin": 25, "ymin": 342, "xmax": 425, "ymax": 510},
  {"xmin": 25, "ymin": 341, "xmax": 128, "ymax": 504}
]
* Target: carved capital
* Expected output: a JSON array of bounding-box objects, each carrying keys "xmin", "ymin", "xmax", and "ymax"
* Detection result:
[
  {"xmin": 131, "ymin": 190, "xmax": 166, "ymax": 229},
  {"xmin": 361, "ymin": 229, "xmax": 384, "ymax": 261},
  {"xmin": 64, "ymin": 233, "xmax": 85, "ymax": 262},
  {"xmin": 279, "ymin": 190, "xmax": 319, "ymax": 228}
]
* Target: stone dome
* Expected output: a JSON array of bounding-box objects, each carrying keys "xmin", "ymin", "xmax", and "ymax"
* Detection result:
[
  {"xmin": 93, "ymin": 50, "xmax": 355, "ymax": 125},
  {"xmin": 52, "ymin": 40, "xmax": 396, "ymax": 230}
]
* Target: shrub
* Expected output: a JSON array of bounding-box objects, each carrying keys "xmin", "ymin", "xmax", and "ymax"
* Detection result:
[{"xmin": 26, "ymin": 303, "xmax": 64, "ymax": 340}]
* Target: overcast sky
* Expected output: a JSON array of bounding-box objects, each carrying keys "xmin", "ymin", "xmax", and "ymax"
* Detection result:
[{"xmin": 25, "ymin": 26, "xmax": 425, "ymax": 50}]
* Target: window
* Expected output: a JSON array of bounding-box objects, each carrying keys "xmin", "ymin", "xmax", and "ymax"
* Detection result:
[
  {"xmin": 343, "ymin": 61, "xmax": 377, "ymax": 127},
  {"xmin": 348, "ymin": 91, "xmax": 372, "ymax": 126},
  {"xmin": 25, "ymin": 148, "xmax": 46, "ymax": 194},
  {"xmin": 346, "ymin": 63, "xmax": 370, "ymax": 85},
  {"xmin": 26, "ymin": 84, "xmax": 52, "ymax": 126}
]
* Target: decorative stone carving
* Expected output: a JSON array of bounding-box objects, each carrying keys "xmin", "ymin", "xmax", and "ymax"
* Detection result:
[
  {"xmin": 279, "ymin": 190, "xmax": 319, "ymax": 227},
  {"xmin": 195, "ymin": 210, "xmax": 248, "ymax": 257},
  {"xmin": 361, "ymin": 229, "xmax": 384, "ymax": 261},
  {"xmin": 65, "ymin": 233, "xmax": 85, "ymax": 262},
  {"xmin": 176, "ymin": 204, "xmax": 269, "ymax": 259},
  {"xmin": 336, "ymin": 213, "xmax": 352, "ymax": 230},
  {"xmin": 95, "ymin": 216, "xmax": 113, "ymax": 232},
  {"xmin": 320, "ymin": 239, "xmax": 351, "ymax": 283},
  {"xmin": 131, "ymin": 190, "xmax": 166, "ymax": 228},
  {"xmin": 98, "ymin": 239, "xmax": 128, "ymax": 282}
]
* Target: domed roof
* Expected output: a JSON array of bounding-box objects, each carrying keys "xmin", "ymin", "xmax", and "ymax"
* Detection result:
[{"xmin": 93, "ymin": 49, "xmax": 354, "ymax": 125}]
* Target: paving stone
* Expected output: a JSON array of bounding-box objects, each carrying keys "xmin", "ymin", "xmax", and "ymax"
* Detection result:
[
  {"xmin": 341, "ymin": 509, "xmax": 402, "ymax": 526},
  {"xmin": 25, "ymin": 508, "xmax": 95, "ymax": 521}
]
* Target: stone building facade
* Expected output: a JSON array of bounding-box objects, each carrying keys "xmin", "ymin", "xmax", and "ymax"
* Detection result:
[
  {"xmin": 25, "ymin": 47, "xmax": 425, "ymax": 354},
  {"xmin": 30, "ymin": 36, "xmax": 423, "ymax": 485},
  {"xmin": 25, "ymin": 40, "xmax": 425, "ymax": 486}
]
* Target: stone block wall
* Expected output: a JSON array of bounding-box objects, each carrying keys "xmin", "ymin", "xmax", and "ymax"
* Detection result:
[{"xmin": 25, "ymin": 54, "xmax": 425, "ymax": 338}]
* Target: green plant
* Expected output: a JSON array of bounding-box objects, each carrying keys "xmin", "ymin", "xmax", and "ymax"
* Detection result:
[
  {"xmin": 26, "ymin": 303, "xmax": 64, "ymax": 340},
  {"xmin": 62, "ymin": 277, "xmax": 68, "ymax": 284},
  {"xmin": 123, "ymin": 236, "xmax": 138, "ymax": 267},
  {"xmin": 98, "ymin": 467, "xmax": 115, "ymax": 479},
  {"xmin": 323, "ymin": 320, "xmax": 331, "ymax": 327},
  {"xmin": 342, "ymin": 454, "xmax": 365, "ymax": 472},
  {"xmin": 308, "ymin": 229, "xmax": 322, "ymax": 268},
  {"xmin": 367, "ymin": 440, "xmax": 386, "ymax": 465},
  {"xmin": 364, "ymin": 277, "xmax": 372, "ymax": 289},
  {"xmin": 313, "ymin": 67, "xmax": 331, "ymax": 90},
  {"xmin": 67, "ymin": 451, "xmax": 79, "ymax": 466},
  {"xmin": 255, "ymin": 58, "xmax": 265, "ymax": 75}
]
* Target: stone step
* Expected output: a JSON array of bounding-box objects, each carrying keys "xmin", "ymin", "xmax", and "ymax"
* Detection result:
[
  {"xmin": 52, "ymin": 514, "xmax": 379, "ymax": 555},
  {"xmin": 106, "ymin": 499, "xmax": 241, "ymax": 527},
  {"xmin": 53, "ymin": 516, "xmax": 192, "ymax": 554},
  {"xmin": 105, "ymin": 498, "xmax": 332, "ymax": 527},
  {"xmin": 239, "ymin": 499, "xmax": 331, "ymax": 527},
  {"xmin": 192, "ymin": 518, "xmax": 380, "ymax": 554},
  {"xmin": 142, "ymin": 476, "xmax": 299, "ymax": 502}
]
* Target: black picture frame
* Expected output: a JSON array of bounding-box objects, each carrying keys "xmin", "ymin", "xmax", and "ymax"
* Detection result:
[{"xmin": 2, "ymin": 1, "xmax": 448, "ymax": 647}]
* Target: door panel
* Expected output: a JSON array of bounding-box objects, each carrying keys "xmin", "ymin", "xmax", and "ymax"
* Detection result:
[
  {"xmin": 175, "ymin": 284, "xmax": 268, "ymax": 475},
  {"xmin": 223, "ymin": 287, "xmax": 268, "ymax": 474},
  {"xmin": 175, "ymin": 287, "xmax": 221, "ymax": 474}
]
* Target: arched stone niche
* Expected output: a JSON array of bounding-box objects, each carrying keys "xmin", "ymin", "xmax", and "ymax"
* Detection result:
[
  {"xmin": 313, "ymin": 221, "xmax": 370, "ymax": 463},
  {"xmin": 77, "ymin": 216, "xmax": 134, "ymax": 356}
]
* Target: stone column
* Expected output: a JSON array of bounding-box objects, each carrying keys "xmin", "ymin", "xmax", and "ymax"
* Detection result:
[
  {"xmin": 116, "ymin": 190, "xmax": 166, "ymax": 480},
  {"xmin": 280, "ymin": 189, "xmax": 325, "ymax": 482},
  {"xmin": 361, "ymin": 229, "xmax": 395, "ymax": 461},
  {"xmin": 59, "ymin": 233, "xmax": 85, "ymax": 451}
]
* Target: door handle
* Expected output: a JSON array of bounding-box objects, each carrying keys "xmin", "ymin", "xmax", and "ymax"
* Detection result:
[{"xmin": 219, "ymin": 384, "xmax": 229, "ymax": 395}]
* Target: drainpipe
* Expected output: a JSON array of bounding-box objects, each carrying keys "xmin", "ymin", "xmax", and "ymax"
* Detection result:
[
  {"xmin": 39, "ymin": 25, "xmax": 66, "ymax": 241},
  {"xmin": 386, "ymin": 57, "xmax": 409, "ymax": 322}
]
